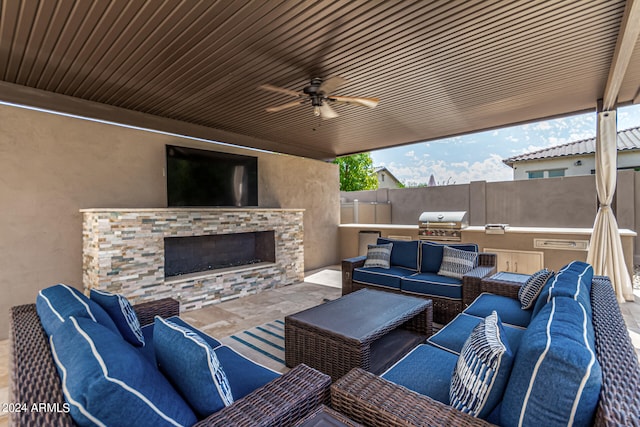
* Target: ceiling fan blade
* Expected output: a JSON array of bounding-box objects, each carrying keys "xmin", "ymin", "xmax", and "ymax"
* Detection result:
[
  {"xmin": 330, "ymin": 95, "xmax": 380, "ymax": 109},
  {"xmin": 265, "ymin": 100, "xmax": 305, "ymax": 112},
  {"xmin": 318, "ymin": 103, "xmax": 339, "ymax": 119},
  {"xmin": 258, "ymin": 84, "xmax": 304, "ymax": 97},
  {"xmin": 318, "ymin": 76, "xmax": 348, "ymax": 95}
]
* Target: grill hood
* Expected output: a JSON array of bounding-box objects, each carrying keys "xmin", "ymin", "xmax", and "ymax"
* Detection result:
[{"xmin": 418, "ymin": 211, "xmax": 468, "ymax": 226}]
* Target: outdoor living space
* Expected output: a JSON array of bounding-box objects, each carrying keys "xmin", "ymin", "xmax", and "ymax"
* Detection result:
[
  {"xmin": 2, "ymin": 265, "xmax": 639, "ymax": 427},
  {"xmin": 3, "ymin": 1, "xmax": 640, "ymax": 426}
]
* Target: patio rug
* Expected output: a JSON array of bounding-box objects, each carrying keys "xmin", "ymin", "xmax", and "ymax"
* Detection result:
[{"xmin": 219, "ymin": 319, "xmax": 289, "ymax": 374}]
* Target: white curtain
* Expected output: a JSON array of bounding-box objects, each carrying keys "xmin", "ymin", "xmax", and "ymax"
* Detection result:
[{"xmin": 587, "ymin": 110, "xmax": 634, "ymax": 302}]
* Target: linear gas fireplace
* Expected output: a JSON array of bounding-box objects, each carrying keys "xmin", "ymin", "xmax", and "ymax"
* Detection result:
[
  {"xmin": 164, "ymin": 231, "xmax": 275, "ymax": 277},
  {"xmin": 82, "ymin": 208, "xmax": 304, "ymax": 312}
]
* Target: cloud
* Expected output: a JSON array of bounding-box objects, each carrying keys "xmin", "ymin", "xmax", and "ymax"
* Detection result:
[
  {"xmin": 388, "ymin": 154, "xmax": 513, "ymax": 186},
  {"xmin": 405, "ymin": 150, "xmax": 415, "ymax": 157}
]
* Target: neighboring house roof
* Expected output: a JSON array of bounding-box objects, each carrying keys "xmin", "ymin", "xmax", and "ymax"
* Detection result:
[
  {"xmin": 374, "ymin": 167, "xmax": 402, "ymax": 184},
  {"xmin": 503, "ymin": 126, "xmax": 640, "ymax": 167}
]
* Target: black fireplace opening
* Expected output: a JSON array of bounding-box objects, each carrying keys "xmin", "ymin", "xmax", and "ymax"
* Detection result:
[{"xmin": 164, "ymin": 231, "xmax": 276, "ymax": 277}]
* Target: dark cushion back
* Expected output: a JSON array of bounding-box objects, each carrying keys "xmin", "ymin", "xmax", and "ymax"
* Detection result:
[{"xmin": 377, "ymin": 238, "xmax": 420, "ymax": 270}]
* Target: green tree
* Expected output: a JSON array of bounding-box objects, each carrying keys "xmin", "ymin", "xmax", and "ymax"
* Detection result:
[{"xmin": 333, "ymin": 153, "xmax": 379, "ymax": 191}]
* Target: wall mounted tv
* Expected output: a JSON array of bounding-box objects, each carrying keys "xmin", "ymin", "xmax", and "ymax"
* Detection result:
[{"xmin": 166, "ymin": 145, "xmax": 258, "ymax": 207}]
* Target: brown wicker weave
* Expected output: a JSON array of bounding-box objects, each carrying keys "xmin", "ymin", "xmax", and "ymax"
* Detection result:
[
  {"xmin": 10, "ymin": 298, "xmax": 331, "ymax": 427},
  {"xmin": 342, "ymin": 252, "xmax": 496, "ymax": 324},
  {"xmin": 194, "ymin": 364, "xmax": 331, "ymax": 427},
  {"xmin": 285, "ymin": 289, "xmax": 432, "ymax": 381},
  {"xmin": 331, "ymin": 276, "xmax": 640, "ymax": 426}
]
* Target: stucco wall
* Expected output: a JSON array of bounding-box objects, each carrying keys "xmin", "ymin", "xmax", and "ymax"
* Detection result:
[{"xmin": 0, "ymin": 103, "xmax": 340, "ymax": 339}]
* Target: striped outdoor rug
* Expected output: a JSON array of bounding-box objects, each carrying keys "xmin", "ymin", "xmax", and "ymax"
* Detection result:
[{"xmin": 220, "ymin": 319, "xmax": 289, "ymax": 373}]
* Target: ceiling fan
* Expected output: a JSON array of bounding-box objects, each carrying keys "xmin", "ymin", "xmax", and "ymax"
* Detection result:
[{"xmin": 258, "ymin": 76, "xmax": 379, "ymax": 119}]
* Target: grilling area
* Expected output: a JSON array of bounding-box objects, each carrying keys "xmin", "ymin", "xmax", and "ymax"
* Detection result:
[{"xmin": 418, "ymin": 211, "xmax": 468, "ymax": 242}]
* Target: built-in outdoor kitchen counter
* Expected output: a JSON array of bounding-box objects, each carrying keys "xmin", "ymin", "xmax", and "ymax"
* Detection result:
[{"xmin": 339, "ymin": 224, "xmax": 637, "ymax": 277}]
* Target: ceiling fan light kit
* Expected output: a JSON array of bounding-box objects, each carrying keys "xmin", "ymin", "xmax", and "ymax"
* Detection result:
[{"xmin": 259, "ymin": 76, "xmax": 379, "ymax": 119}]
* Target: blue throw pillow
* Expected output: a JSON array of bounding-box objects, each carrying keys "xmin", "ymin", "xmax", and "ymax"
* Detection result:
[
  {"xmin": 36, "ymin": 284, "xmax": 119, "ymax": 337},
  {"xmin": 363, "ymin": 243, "xmax": 393, "ymax": 268},
  {"xmin": 501, "ymin": 297, "xmax": 601, "ymax": 427},
  {"xmin": 531, "ymin": 261, "xmax": 593, "ymax": 318},
  {"xmin": 518, "ymin": 269, "xmax": 554, "ymax": 309},
  {"xmin": 450, "ymin": 311, "xmax": 514, "ymax": 419},
  {"xmin": 547, "ymin": 261, "xmax": 593, "ymax": 316},
  {"xmin": 90, "ymin": 289, "xmax": 145, "ymax": 347},
  {"xmin": 50, "ymin": 316, "xmax": 197, "ymax": 427},
  {"xmin": 154, "ymin": 316, "xmax": 234, "ymax": 418},
  {"xmin": 421, "ymin": 241, "xmax": 478, "ymax": 273},
  {"xmin": 438, "ymin": 246, "xmax": 479, "ymax": 279},
  {"xmin": 378, "ymin": 238, "xmax": 420, "ymax": 270}
]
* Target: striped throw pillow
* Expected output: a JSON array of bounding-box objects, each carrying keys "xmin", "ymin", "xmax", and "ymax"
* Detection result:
[
  {"xmin": 518, "ymin": 269, "xmax": 553, "ymax": 309},
  {"xmin": 438, "ymin": 246, "xmax": 478, "ymax": 279},
  {"xmin": 450, "ymin": 311, "xmax": 514, "ymax": 418},
  {"xmin": 364, "ymin": 243, "xmax": 393, "ymax": 269}
]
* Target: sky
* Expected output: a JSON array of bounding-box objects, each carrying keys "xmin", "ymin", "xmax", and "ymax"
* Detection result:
[{"xmin": 371, "ymin": 104, "xmax": 640, "ymax": 186}]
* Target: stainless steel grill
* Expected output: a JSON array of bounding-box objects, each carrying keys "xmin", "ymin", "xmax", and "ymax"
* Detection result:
[{"xmin": 418, "ymin": 211, "xmax": 468, "ymax": 242}]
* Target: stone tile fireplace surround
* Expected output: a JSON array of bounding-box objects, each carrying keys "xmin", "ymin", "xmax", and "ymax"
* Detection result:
[{"xmin": 82, "ymin": 208, "xmax": 304, "ymax": 311}]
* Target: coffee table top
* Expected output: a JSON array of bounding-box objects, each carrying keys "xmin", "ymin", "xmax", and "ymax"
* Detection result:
[
  {"xmin": 488, "ymin": 271, "xmax": 531, "ymax": 284},
  {"xmin": 285, "ymin": 289, "xmax": 430, "ymax": 343}
]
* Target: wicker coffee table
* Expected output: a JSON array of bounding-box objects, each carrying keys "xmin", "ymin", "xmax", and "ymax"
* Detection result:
[{"xmin": 285, "ymin": 288, "xmax": 433, "ymax": 381}]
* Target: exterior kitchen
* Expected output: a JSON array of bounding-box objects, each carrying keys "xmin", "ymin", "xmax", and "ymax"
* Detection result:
[{"xmin": 339, "ymin": 177, "xmax": 638, "ymax": 277}]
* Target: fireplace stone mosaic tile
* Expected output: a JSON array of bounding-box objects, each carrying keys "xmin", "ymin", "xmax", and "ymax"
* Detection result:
[{"xmin": 82, "ymin": 208, "xmax": 304, "ymax": 311}]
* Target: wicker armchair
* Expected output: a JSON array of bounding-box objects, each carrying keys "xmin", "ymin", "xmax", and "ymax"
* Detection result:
[
  {"xmin": 331, "ymin": 276, "xmax": 640, "ymax": 426},
  {"xmin": 342, "ymin": 252, "xmax": 496, "ymax": 324},
  {"xmin": 10, "ymin": 298, "xmax": 331, "ymax": 427}
]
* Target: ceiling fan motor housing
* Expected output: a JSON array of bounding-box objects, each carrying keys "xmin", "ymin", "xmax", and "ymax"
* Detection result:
[{"xmin": 303, "ymin": 78, "xmax": 324, "ymax": 94}]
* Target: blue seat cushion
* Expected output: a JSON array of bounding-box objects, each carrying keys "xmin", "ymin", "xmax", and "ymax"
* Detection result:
[
  {"xmin": 382, "ymin": 344, "xmax": 458, "ymax": 404},
  {"xmin": 420, "ymin": 241, "xmax": 478, "ymax": 273},
  {"xmin": 353, "ymin": 266, "xmax": 416, "ymax": 290},
  {"xmin": 501, "ymin": 297, "xmax": 601, "ymax": 427},
  {"xmin": 214, "ymin": 345, "xmax": 280, "ymax": 400},
  {"xmin": 549, "ymin": 261, "xmax": 593, "ymax": 314},
  {"xmin": 464, "ymin": 293, "xmax": 532, "ymax": 328},
  {"xmin": 90, "ymin": 289, "xmax": 145, "ymax": 347},
  {"xmin": 450, "ymin": 311, "xmax": 514, "ymax": 419},
  {"xmin": 401, "ymin": 272, "xmax": 463, "ymax": 299},
  {"xmin": 50, "ymin": 316, "xmax": 197, "ymax": 427},
  {"xmin": 428, "ymin": 313, "xmax": 525, "ymax": 356},
  {"xmin": 378, "ymin": 238, "xmax": 420, "ymax": 270},
  {"xmin": 154, "ymin": 317, "xmax": 234, "ymax": 418},
  {"xmin": 36, "ymin": 284, "xmax": 119, "ymax": 337},
  {"xmin": 532, "ymin": 261, "xmax": 593, "ymax": 318},
  {"xmin": 138, "ymin": 316, "xmax": 222, "ymax": 366}
]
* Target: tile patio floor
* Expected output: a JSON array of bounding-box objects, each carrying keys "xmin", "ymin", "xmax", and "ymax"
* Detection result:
[{"xmin": 1, "ymin": 265, "xmax": 639, "ymax": 427}]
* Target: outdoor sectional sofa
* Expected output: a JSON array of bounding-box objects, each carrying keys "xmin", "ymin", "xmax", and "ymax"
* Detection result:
[
  {"xmin": 331, "ymin": 261, "xmax": 640, "ymax": 427},
  {"xmin": 9, "ymin": 286, "xmax": 331, "ymax": 427},
  {"xmin": 342, "ymin": 238, "xmax": 497, "ymax": 323}
]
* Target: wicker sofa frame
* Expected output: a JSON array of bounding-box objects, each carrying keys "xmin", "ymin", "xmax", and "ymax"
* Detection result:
[
  {"xmin": 342, "ymin": 252, "xmax": 496, "ymax": 324},
  {"xmin": 330, "ymin": 276, "xmax": 640, "ymax": 427},
  {"xmin": 9, "ymin": 298, "xmax": 331, "ymax": 427}
]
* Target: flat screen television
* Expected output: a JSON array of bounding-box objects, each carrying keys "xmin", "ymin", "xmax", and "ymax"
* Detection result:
[{"xmin": 166, "ymin": 145, "xmax": 258, "ymax": 207}]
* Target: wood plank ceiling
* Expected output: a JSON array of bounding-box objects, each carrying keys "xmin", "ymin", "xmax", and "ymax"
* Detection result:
[{"xmin": 1, "ymin": 0, "xmax": 639, "ymax": 160}]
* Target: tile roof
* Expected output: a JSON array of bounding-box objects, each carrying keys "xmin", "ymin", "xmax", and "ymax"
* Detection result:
[{"xmin": 503, "ymin": 126, "xmax": 640, "ymax": 166}]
